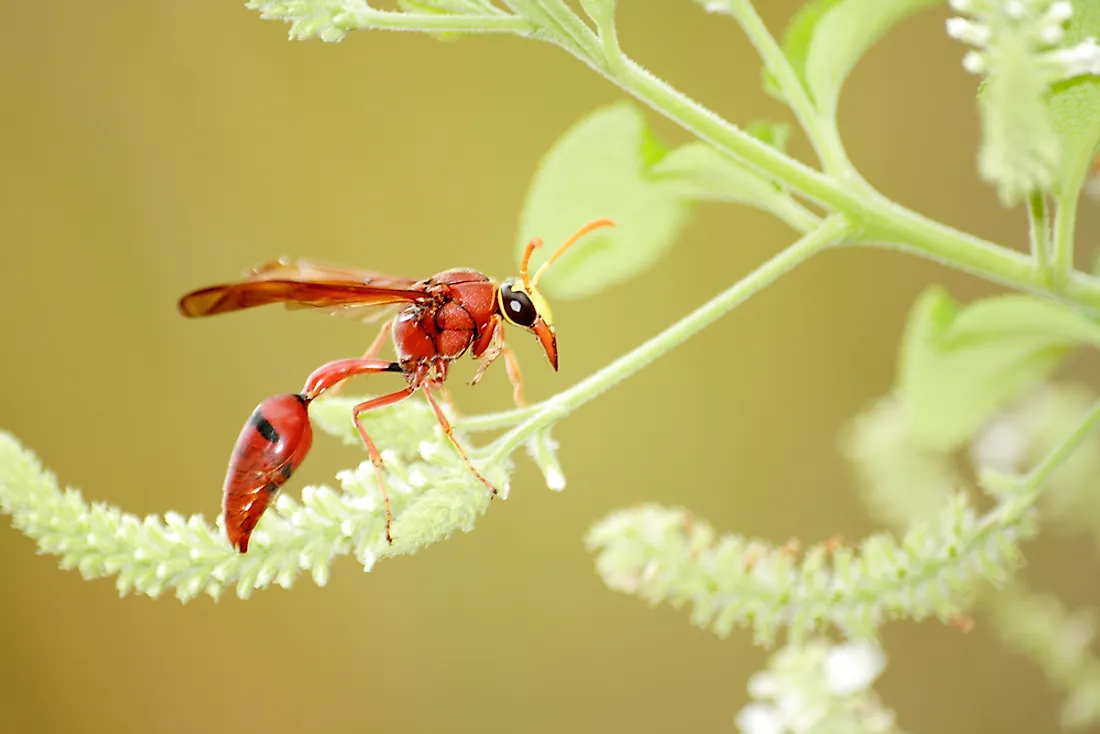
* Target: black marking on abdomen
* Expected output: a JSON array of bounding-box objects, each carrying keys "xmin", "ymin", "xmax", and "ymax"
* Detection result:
[
  {"xmin": 279, "ymin": 463, "xmax": 293, "ymax": 481},
  {"xmin": 250, "ymin": 411, "xmax": 280, "ymax": 444}
]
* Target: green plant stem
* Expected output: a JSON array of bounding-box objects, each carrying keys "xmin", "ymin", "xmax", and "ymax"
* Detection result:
[
  {"xmin": 1052, "ymin": 192, "xmax": 1080, "ymax": 289},
  {"xmin": 458, "ymin": 404, "xmax": 541, "ymax": 432},
  {"xmin": 336, "ymin": 8, "xmax": 534, "ymax": 34},
  {"xmin": 483, "ymin": 215, "xmax": 851, "ymax": 464},
  {"xmin": 609, "ymin": 58, "xmax": 1100, "ymax": 309},
  {"xmin": 1028, "ymin": 191, "xmax": 1052, "ymax": 282},
  {"xmin": 1023, "ymin": 398, "xmax": 1100, "ymax": 490},
  {"xmin": 723, "ymin": 0, "xmax": 853, "ymax": 176}
]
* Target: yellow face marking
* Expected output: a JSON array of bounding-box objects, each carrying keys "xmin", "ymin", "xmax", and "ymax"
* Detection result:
[{"xmin": 500, "ymin": 280, "xmax": 554, "ymax": 330}]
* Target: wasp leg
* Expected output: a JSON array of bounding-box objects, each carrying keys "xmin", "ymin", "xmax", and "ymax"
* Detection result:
[
  {"xmin": 301, "ymin": 357, "xmax": 402, "ymax": 399},
  {"xmin": 351, "ymin": 387, "xmax": 417, "ymax": 544},
  {"xmin": 471, "ymin": 320, "xmax": 526, "ymax": 407},
  {"xmin": 501, "ymin": 342, "xmax": 526, "ymax": 407},
  {"xmin": 327, "ymin": 321, "xmax": 394, "ymax": 398},
  {"xmin": 422, "ymin": 382, "xmax": 498, "ymax": 499}
]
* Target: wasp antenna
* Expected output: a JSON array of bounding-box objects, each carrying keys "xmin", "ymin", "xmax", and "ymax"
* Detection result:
[
  {"xmin": 520, "ymin": 237, "xmax": 544, "ymax": 291},
  {"xmin": 530, "ymin": 218, "xmax": 615, "ymax": 289}
]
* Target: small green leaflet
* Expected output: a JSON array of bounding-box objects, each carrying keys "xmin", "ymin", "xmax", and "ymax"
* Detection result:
[
  {"xmin": 517, "ymin": 103, "xmax": 792, "ymax": 299},
  {"xmin": 746, "ymin": 119, "xmax": 791, "ymax": 153},
  {"xmin": 1049, "ymin": 0, "xmax": 1100, "ymax": 198},
  {"xmin": 651, "ymin": 142, "xmax": 791, "ymax": 209},
  {"xmin": 898, "ymin": 286, "xmax": 1100, "ymax": 452}
]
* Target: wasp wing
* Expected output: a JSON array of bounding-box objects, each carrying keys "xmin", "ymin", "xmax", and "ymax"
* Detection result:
[
  {"xmin": 178, "ymin": 279, "xmax": 427, "ymax": 318},
  {"xmin": 246, "ymin": 258, "xmax": 420, "ymax": 289}
]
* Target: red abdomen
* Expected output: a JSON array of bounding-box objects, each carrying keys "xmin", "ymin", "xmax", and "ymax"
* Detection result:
[{"xmin": 222, "ymin": 394, "xmax": 313, "ymax": 552}]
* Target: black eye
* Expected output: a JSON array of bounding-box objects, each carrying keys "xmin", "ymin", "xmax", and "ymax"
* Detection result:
[{"xmin": 500, "ymin": 282, "xmax": 537, "ymax": 327}]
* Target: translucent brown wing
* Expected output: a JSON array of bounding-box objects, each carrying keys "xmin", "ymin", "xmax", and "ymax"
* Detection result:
[
  {"xmin": 247, "ymin": 257, "xmax": 420, "ymax": 289},
  {"xmin": 178, "ymin": 279, "xmax": 426, "ymax": 318},
  {"xmin": 179, "ymin": 258, "xmax": 428, "ymax": 321}
]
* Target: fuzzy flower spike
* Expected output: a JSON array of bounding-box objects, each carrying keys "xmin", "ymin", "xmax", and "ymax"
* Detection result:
[{"xmin": 946, "ymin": 0, "xmax": 1100, "ymax": 204}]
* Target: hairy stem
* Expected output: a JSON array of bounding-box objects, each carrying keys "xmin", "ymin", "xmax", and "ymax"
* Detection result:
[
  {"xmin": 1024, "ymin": 398, "xmax": 1100, "ymax": 490},
  {"xmin": 1052, "ymin": 191, "xmax": 1080, "ymax": 289},
  {"xmin": 1028, "ymin": 191, "xmax": 1052, "ymax": 283},
  {"xmin": 722, "ymin": 0, "xmax": 853, "ymax": 176},
  {"xmin": 484, "ymin": 215, "xmax": 851, "ymax": 463},
  {"xmin": 337, "ymin": 8, "xmax": 533, "ymax": 33}
]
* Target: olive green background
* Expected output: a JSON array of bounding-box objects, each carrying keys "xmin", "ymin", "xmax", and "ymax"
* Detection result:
[{"xmin": 2, "ymin": 2, "xmax": 1099, "ymax": 733}]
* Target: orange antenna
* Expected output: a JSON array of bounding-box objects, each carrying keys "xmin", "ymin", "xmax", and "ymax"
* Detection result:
[
  {"xmin": 520, "ymin": 238, "xmax": 544, "ymax": 291},
  {"xmin": 529, "ymin": 218, "xmax": 615, "ymax": 290}
]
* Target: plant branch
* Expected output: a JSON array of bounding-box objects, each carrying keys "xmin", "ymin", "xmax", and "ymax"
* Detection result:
[
  {"xmin": 721, "ymin": 0, "xmax": 853, "ymax": 176},
  {"xmin": 1028, "ymin": 191, "xmax": 1053, "ymax": 282},
  {"xmin": 1022, "ymin": 397, "xmax": 1100, "ymax": 490},
  {"xmin": 1053, "ymin": 191, "xmax": 1081, "ymax": 289},
  {"xmin": 337, "ymin": 8, "xmax": 533, "ymax": 34},
  {"xmin": 483, "ymin": 215, "xmax": 851, "ymax": 464}
]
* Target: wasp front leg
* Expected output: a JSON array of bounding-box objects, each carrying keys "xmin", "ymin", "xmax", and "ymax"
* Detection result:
[
  {"xmin": 422, "ymin": 381, "xmax": 498, "ymax": 499},
  {"xmin": 470, "ymin": 315, "xmax": 527, "ymax": 407}
]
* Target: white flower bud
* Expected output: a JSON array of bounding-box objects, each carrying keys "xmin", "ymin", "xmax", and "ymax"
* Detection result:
[
  {"xmin": 825, "ymin": 643, "xmax": 886, "ymax": 695},
  {"xmin": 962, "ymin": 50, "xmax": 987, "ymax": 73},
  {"xmin": 947, "ymin": 17, "xmax": 992, "ymax": 46},
  {"xmin": 1049, "ymin": 37, "xmax": 1100, "ymax": 78}
]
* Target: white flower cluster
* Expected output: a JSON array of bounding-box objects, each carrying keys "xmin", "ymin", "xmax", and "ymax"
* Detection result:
[
  {"xmin": 735, "ymin": 641, "xmax": 902, "ymax": 734},
  {"xmin": 947, "ymin": 0, "xmax": 1100, "ymax": 81}
]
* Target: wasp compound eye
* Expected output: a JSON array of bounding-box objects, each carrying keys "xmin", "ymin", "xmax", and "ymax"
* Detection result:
[{"xmin": 500, "ymin": 281, "xmax": 538, "ymax": 328}]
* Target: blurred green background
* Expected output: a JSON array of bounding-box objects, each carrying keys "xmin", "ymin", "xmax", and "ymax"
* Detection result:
[{"xmin": 2, "ymin": 2, "xmax": 1099, "ymax": 732}]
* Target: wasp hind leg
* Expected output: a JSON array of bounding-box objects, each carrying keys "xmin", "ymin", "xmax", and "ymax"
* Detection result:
[
  {"xmin": 422, "ymin": 381, "xmax": 498, "ymax": 500},
  {"xmin": 352, "ymin": 386, "xmax": 417, "ymax": 543}
]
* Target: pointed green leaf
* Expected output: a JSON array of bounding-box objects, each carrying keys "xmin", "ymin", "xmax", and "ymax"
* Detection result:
[
  {"xmin": 898, "ymin": 286, "xmax": 1100, "ymax": 451},
  {"xmin": 651, "ymin": 141, "xmax": 791, "ymax": 212},
  {"xmin": 802, "ymin": 0, "xmax": 944, "ymax": 114},
  {"xmin": 763, "ymin": 0, "xmax": 844, "ymax": 98},
  {"xmin": 516, "ymin": 102, "xmax": 692, "ymax": 299}
]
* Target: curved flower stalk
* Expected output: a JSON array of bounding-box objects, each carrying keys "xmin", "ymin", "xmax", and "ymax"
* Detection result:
[
  {"xmin": 847, "ymin": 384, "xmax": 1100, "ymax": 728},
  {"xmin": 588, "ymin": 388, "xmax": 1100, "ymax": 646},
  {"xmin": 586, "ymin": 484, "xmax": 1034, "ymax": 646},
  {"xmin": 0, "ymin": 396, "xmax": 514, "ymax": 602}
]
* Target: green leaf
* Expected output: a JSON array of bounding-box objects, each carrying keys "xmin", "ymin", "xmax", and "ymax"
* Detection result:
[
  {"xmin": 898, "ymin": 286, "xmax": 1100, "ymax": 451},
  {"xmin": 1049, "ymin": 1, "xmax": 1100, "ymax": 197},
  {"xmin": 650, "ymin": 141, "xmax": 792, "ymax": 212},
  {"xmin": 800, "ymin": 0, "xmax": 943, "ymax": 114},
  {"xmin": 764, "ymin": 0, "xmax": 844, "ymax": 99},
  {"xmin": 516, "ymin": 102, "xmax": 692, "ymax": 300}
]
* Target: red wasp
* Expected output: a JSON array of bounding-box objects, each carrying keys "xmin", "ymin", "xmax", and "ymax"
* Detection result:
[{"xmin": 179, "ymin": 218, "xmax": 614, "ymax": 552}]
